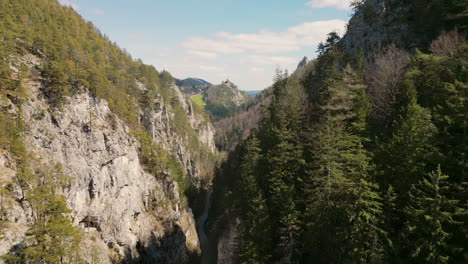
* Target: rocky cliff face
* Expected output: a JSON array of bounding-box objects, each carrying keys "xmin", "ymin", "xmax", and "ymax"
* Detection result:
[
  {"xmin": 205, "ymin": 80, "xmax": 247, "ymax": 108},
  {"xmin": 0, "ymin": 54, "xmax": 216, "ymax": 263},
  {"xmin": 340, "ymin": 0, "xmax": 467, "ymax": 56},
  {"xmin": 141, "ymin": 80, "xmax": 216, "ymax": 185},
  {"xmin": 339, "ymin": 0, "xmax": 410, "ymax": 56},
  {"xmin": 296, "ymin": 56, "xmax": 309, "ymax": 70},
  {"xmin": 220, "ymin": 80, "xmax": 246, "ymax": 107}
]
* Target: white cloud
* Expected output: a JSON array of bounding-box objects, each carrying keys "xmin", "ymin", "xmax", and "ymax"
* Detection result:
[
  {"xmin": 168, "ymin": 19, "xmax": 348, "ymax": 90},
  {"xmin": 250, "ymin": 67, "xmax": 265, "ymax": 72},
  {"xmin": 199, "ymin": 65, "xmax": 225, "ymax": 72},
  {"xmin": 124, "ymin": 19, "xmax": 348, "ymax": 91},
  {"xmin": 288, "ymin": 19, "xmax": 347, "ymax": 45},
  {"xmin": 183, "ymin": 36, "xmax": 245, "ymax": 54},
  {"xmin": 58, "ymin": 0, "xmax": 80, "ymax": 10},
  {"xmin": 306, "ymin": 0, "xmax": 351, "ymax": 10},
  {"xmin": 90, "ymin": 8, "xmax": 105, "ymax": 15},
  {"xmin": 187, "ymin": 50, "xmax": 218, "ymax": 59},
  {"xmin": 249, "ymin": 56, "xmax": 297, "ymax": 66},
  {"xmin": 182, "ymin": 19, "xmax": 346, "ymax": 56}
]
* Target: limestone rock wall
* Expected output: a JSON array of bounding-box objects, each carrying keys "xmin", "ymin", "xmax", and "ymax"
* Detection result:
[
  {"xmin": 339, "ymin": 0, "xmax": 410, "ymax": 56},
  {"xmin": 0, "ymin": 54, "xmax": 216, "ymax": 262}
]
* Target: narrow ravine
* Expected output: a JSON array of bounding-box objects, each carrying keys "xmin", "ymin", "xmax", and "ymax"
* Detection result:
[{"xmin": 197, "ymin": 190, "xmax": 212, "ymax": 250}]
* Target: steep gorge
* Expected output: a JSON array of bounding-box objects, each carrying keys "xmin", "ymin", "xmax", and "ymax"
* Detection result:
[{"xmin": 0, "ymin": 0, "xmax": 467, "ymax": 263}]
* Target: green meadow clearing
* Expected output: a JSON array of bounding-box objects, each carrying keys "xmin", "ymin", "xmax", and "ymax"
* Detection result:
[{"xmin": 190, "ymin": 94, "xmax": 206, "ymax": 107}]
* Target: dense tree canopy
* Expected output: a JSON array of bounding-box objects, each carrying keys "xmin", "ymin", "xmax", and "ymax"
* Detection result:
[{"xmin": 209, "ymin": 28, "xmax": 468, "ymax": 264}]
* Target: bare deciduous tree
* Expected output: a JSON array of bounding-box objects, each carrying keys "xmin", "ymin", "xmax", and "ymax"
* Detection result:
[
  {"xmin": 367, "ymin": 45, "xmax": 410, "ymax": 127},
  {"xmin": 429, "ymin": 31, "xmax": 467, "ymax": 57}
]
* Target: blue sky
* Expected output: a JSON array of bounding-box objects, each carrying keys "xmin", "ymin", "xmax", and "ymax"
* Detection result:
[{"xmin": 59, "ymin": 0, "xmax": 353, "ymax": 90}]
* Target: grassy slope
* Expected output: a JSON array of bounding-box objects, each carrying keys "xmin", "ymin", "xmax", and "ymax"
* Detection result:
[{"xmin": 190, "ymin": 94, "xmax": 206, "ymax": 107}]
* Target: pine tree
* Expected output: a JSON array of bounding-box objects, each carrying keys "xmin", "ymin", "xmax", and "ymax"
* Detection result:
[
  {"xmin": 345, "ymin": 177, "xmax": 385, "ymax": 264},
  {"xmin": 446, "ymin": 181, "xmax": 468, "ymax": 263},
  {"xmin": 378, "ymin": 103, "xmax": 438, "ymax": 192},
  {"xmin": 9, "ymin": 115, "xmax": 33, "ymax": 187},
  {"xmin": 238, "ymin": 135, "xmax": 271, "ymax": 264},
  {"xmin": 303, "ymin": 58, "xmax": 387, "ymax": 262},
  {"xmin": 0, "ymin": 57, "xmax": 12, "ymax": 90},
  {"xmin": 24, "ymin": 165, "xmax": 81, "ymax": 264},
  {"xmin": 406, "ymin": 50, "xmax": 468, "ymax": 184},
  {"xmin": 310, "ymin": 116, "xmax": 352, "ymax": 204},
  {"xmin": 259, "ymin": 76, "xmax": 307, "ymax": 263},
  {"xmin": 305, "ymin": 113, "xmax": 386, "ymax": 263},
  {"xmin": 264, "ymin": 127, "xmax": 304, "ymax": 263},
  {"xmin": 402, "ymin": 167, "xmax": 458, "ymax": 264},
  {"xmin": 317, "ymin": 32, "xmax": 341, "ymax": 56},
  {"xmin": 381, "ymin": 185, "xmax": 400, "ymax": 262},
  {"xmin": 41, "ymin": 61, "xmax": 71, "ymax": 107}
]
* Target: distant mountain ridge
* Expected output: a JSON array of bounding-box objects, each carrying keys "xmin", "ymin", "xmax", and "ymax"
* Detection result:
[
  {"xmin": 176, "ymin": 78, "xmax": 212, "ymax": 94},
  {"xmin": 177, "ymin": 78, "xmax": 249, "ymax": 120},
  {"xmin": 176, "ymin": 78, "xmax": 212, "ymax": 87}
]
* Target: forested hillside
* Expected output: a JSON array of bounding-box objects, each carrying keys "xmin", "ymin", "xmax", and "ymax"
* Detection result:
[
  {"xmin": 208, "ymin": 1, "xmax": 468, "ymax": 263},
  {"xmin": 176, "ymin": 78, "xmax": 212, "ymax": 95},
  {"xmin": 0, "ymin": 0, "xmax": 217, "ymax": 262},
  {"xmin": 0, "ymin": 0, "xmax": 218, "ymax": 189},
  {"xmin": 197, "ymin": 80, "xmax": 249, "ymax": 121},
  {"xmin": 2, "ymin": 0, "xmax": 180, "ymax": 127},
  {"xmin": 213, "ymin": 88, "xmax": 272, "ymax": 152}
]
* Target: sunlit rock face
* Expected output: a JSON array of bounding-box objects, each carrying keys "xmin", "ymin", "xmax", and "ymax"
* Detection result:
[
  {"xmin": 339, "ymin": 0, "xmax": 410, "ymax": 56},
  {"xmin": 0, "ymin": 54, "xmax": 215, "ymax": 263}
]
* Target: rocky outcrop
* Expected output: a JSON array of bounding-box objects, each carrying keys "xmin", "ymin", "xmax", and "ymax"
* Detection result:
[
  {"xmin": 0, "ymin": 54, "xmax": 216, "ymax": 262},
  {"xmin": 205, "ymin": 80, "xmax": 248, "ymax": 108},
  {"xmin": 220, "ymin": 80, "xmax": 246, "ymax": 107},
  {"xmin": 140, "ymin": 82, "xmax": 215, "ymax": 185},
  {"xmin": 296, "ymin": 56, "xmax": 309, "ymax": 70},
  {"xmin": 0, "ymin": 151, "xmax": 29, "ymax": 258},
  {"xmin": 172, "ymin": 83, "xmax": 215, "ymax": 154},
  {"xmin": 339, "ymin": 0, "xmax": 410, "ymax": 56}
]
